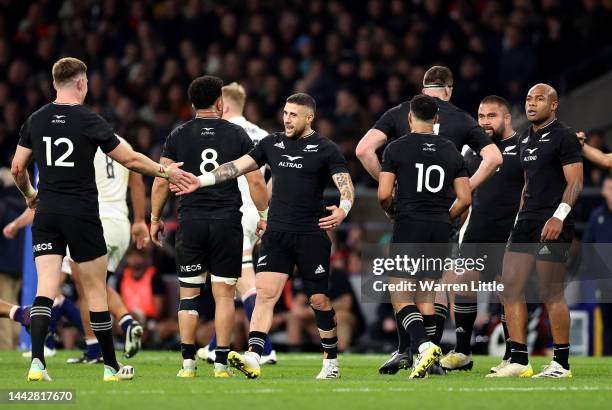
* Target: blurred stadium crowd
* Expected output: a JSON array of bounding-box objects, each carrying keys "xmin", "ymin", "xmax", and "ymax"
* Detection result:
[{"xmin": 1, "ymin": 0, "xmax": 612, "ymax": 353}]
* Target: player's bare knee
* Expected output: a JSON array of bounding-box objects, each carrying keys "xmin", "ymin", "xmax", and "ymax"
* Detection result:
[{"xmin": 309, "ymin": 293, "xmax": 331, "ymax": 310}]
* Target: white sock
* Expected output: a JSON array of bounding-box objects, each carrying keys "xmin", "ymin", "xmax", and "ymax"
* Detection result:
[
  {"xmin": 8, "ymin": 305, "xmax": 18, "ymax": 320},
  {"xmin": 418, "ymin": 341, "xmax": 434, "ymax": 354},
  {"xmin": 246, "ymin": 351, "xmax": 261, "ymax": 362},
  {"xmin": 119, "ymin": 314, "xmax": 133, "ymax": 327}
]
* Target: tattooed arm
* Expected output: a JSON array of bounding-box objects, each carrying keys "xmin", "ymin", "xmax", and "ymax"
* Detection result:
[
  {"xmin": 172, "ymin": 154, "xmax": 260, "ymax": 196},
  {"xmin": 319, "ymin": 172, "xmax": 355, "ymax": 230}
]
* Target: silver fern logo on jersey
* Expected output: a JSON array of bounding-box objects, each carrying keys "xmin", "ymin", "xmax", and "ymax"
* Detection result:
[{"xmin": 51, "ymin": 114, "xmax": 66, "ymax": 124}]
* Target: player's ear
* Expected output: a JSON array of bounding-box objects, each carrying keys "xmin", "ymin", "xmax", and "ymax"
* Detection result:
[{"xmin": 550, "ymin": 99, "xmax": 559, "ymax": 111}]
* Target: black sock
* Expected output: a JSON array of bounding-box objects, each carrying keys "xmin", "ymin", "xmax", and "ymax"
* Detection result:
[
  {"xmin": 422, "ymin": 314, "xmax": 437, "ymax": 344},
  {"xmin": 501, "ymin": 309, "xmax": 512, "ymax": 360},
  {"xmin": 454, "ymin": 298, "xmax": 477, "ymax": 355},
  {"xmin": 181, "ymin": 343, "xmax": 196, "ymax": 360},
  {"xmin": 553, "ymin": 344, "xmax": 570, "ymax": 370},
  {"xmin": 90, "ymin": 311, "xmax": 118, "ymax": 370},
  {"xmin": 396, "ymin": 305, "xmax": 428, "ymax": 348},
  {"xmin": 30, "ymin": 296, "xmax": 54, "ymax": 368},
  {"xmin": 433, "ymin": 303, "xmax": 448, "ymax": 345},
  {"xmin": 510, "ymin": 341, "xmax": 529, "ymax": 366},
  {"xmin": 395, "ymin": 312, "xmax": 411, "ymax": 353},
  {"xmin": 248, "ymin": 331, "xmax": 267, "ymax": 356},
  {"xmin": 321, "ymin": 337, "xmax": 338, "ymax": 359},
  {"xmin": 215, "ymin": 346, "xmax": 230, "ymax": 365}
]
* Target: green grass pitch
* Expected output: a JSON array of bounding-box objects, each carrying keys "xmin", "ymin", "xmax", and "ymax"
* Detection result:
[{"xmin": 0, "ymin": 351, "xmax": 610, "ymax": 410}]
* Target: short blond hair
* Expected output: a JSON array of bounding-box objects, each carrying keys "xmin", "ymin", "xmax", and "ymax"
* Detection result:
[
  {"xmin": 52, "ymin": 57, "xmax": 87, "ymax": 86},
  {"xmin": 222, "ymin": 82, "xmax": 246, "ymax": 112}
]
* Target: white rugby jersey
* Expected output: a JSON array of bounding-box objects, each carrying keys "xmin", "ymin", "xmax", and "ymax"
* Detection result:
[
  {"xmin": 94, "ymin": 135, "xmax": 130, "ymax": 220},
  {"xmin": 228, "ymin": 116, "xmax": 268, "ymax": 209}
]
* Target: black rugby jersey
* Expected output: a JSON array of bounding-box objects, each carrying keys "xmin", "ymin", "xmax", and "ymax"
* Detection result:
[
  {"xmin": 162, "ymin": 117, "xmax": 253, "ymax": 221},
  {"xmin": 517, "ymin": 119, "xmax": 582, "ymax": 222},
  {"xmin": 463, "ymin": 134, "xmax": 524, "ymax": 238},
  {"xmin": 247, "ymin": 131, "xmax": 348, "ymax": 232},
  {"xmin": 381, "ymin": 132, "xmax": 468, "ymax": 224},
  {"xmin": 18, "ymin": 103, "xmax": 120, "ymax": 217},
  {"xmin": 373, "ymin": 97, "xmax": 492, "ymax": 153}
]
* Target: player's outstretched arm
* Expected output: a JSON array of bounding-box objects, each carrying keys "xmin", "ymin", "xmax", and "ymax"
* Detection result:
[
  {"xmin": 469, "ymin": 143, "xmax": 503, "ymax": 190},
  {"xmin": 541, "ymin": 162, "xmax": 583, "ymax": 242},
  {"xmin": 150, "ymin": 157, "xmax": 174, "ymax": 247},
  {"xmin": 3, "ymin": 207, "xmax": 35, "ymax": 239},
  {"xmin": 107, "ymin": 142, "xmax": 195, "ymax": 190},
  {"xmin": 377, "ymin": 171, "xmax": 396, "ymax": 216},
  {"xmin": 356, "ymin": 129, "xmax": 388, "ymax": 181},
  {"xmin": 319, "ymin": 172, "xmax": 355, "ymax": 230},
  {"xmin": 10, "ymin": 145, "xmax": 37, "ymax": 209},
  {"xmin": 577, "ymin": 132, "xmax": 612, "ymax": 169},
  {"xmin": 171, "ymin": 154, "xmax": 259, "ymax": 196},
  {"xmin": 449, "ymin": 176, "xmax": 472, "ymax": 220},
  {"xmin": 128, "ymin": 171, "xmax": 150, "ymax": 249}
]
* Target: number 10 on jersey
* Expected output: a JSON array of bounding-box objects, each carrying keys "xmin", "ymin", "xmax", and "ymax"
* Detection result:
[{"xmin": 415, "ymin": 163, "xmax": 444, "ymax": 193}]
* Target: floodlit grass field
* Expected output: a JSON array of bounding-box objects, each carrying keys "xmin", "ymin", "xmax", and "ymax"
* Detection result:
[{"xmin": 0, "ymin": 351, "xmax": 610, "ymax": 410}]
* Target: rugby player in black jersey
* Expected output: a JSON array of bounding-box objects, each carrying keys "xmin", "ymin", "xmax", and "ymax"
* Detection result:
[
  {"xmin": 488, "ymin": 84, "xmax": 583, "ymax": 378},
  {"xmin": 440, "ymin": 96, "xmax": 523, "ymax": 373},
  {"xmin": 378, "ymin": 95, "xmax": 472, "ymax": 378},
  {"xmin": 11, "ymin": 57, "xmax": 194, "ymax": 382},
  {"xmin": 357, "ymin": 65, "xmax": 502, "ymax": 374},
  {"xmin": 172, "ymin": 93, "xmax": 355, "ymax": 379},
  {"xmin": 150, "ymin": 76, "xmax": 269, "ymax": 378}
]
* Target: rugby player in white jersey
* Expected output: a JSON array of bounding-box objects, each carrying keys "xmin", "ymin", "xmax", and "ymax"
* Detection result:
[{"xmin": 197, "ymin": 82, "xmax": 277, "ymax": 364}]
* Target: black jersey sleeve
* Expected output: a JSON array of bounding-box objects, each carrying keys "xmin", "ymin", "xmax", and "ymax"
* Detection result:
[
  {"xmin": 380, "ymin": 144, "xmax": 397, "ymax": 174},
  {"xmin": 18, "ymin": 115, "xmax": 33, "ymax": 149},
  {"xmin": 238, "ymin": 127, "xmax": 255, "ymax": 156},
  {"xmin": 372, "ymin": 105, "xmax": 401, "ymax": 139},
  {"xmin": 558, "ymin": 130, "xmax": 583, "ymax": 166},
  {"xmin": 84, "ymin": 112, "xmax": 120, "ymax": 153},
  {"xmin": 462, "ymin": 148, "xmax": 480, "ymax": 176},
  {"xmin": 327, "ymin": 142, "xmax": 349, "ymax": 175},
  {"xmin": 463, "ymin": 113, "xmax": 493, "ymax": 153},
  {"xmin": 161, "ymin": 129, "xmax": 178, "ymax": 161},
  {"xmin": 451, "ymin": 145, "xmax": 469, "ymax": 178},
  {"xmin": 455, "ymin": 156, "xmax": 469, "ymax": 178},
  {"xmin": 247, "ymin": 135, "xmax": 270, "ymax": 167}
]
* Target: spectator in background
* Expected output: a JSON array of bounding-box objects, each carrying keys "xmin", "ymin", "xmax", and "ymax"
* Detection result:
[
  {"xmin": 113, "ymin": 246, "xmax": 166, "ymax": 345},
  {"xmin": 582, "ymin": 175, "xmax": 612, "ymax": 355}
]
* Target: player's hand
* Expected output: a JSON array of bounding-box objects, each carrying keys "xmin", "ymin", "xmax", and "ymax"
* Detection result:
[
  {"xmin": 541, "ymin": 217, "xmax": 563, "ymax": 242},
  {"xmin": 576, "ymin": 131, "xmax": 586, "ymax": 147},
  {"xmin": 318, "ymin": 205, "xmax": 346, "ymax": 231},
  {"xmin": 150, "ymin": 219, "xmax": 165, "ymax": 247},
  {"xmin": 2, "ymin": 222, "xmax": 18, "ymax": 239},
  {"xmin": 256, "ymin": 219, "xmax": 267, "ymax": 237},
  {"xmin": 384, "ymin": 210, "xmax": 395, "ymax": 223},
  {"xmin": 131, "ymin": 220, "xmax": 150, "ymax": 249},
  {"xmin": 168, "ymin": 175, "xmax": 200, "ymax": 196},
  {"xmin": 26, "ymin": 191, "xmax": 38, "ymax": 209},
  {"xmin": 164, "ymin": 162, "xmax": 200, "ymax": 193}
]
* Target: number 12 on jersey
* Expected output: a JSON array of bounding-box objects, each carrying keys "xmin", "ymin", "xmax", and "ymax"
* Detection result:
[
  {"xmin": 415, "ymin": 163, "xmax": 444, "ymax": 193},
  {"xmin": 42, "ymin": 136, "xmax": 74, "ymax": 167}
]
